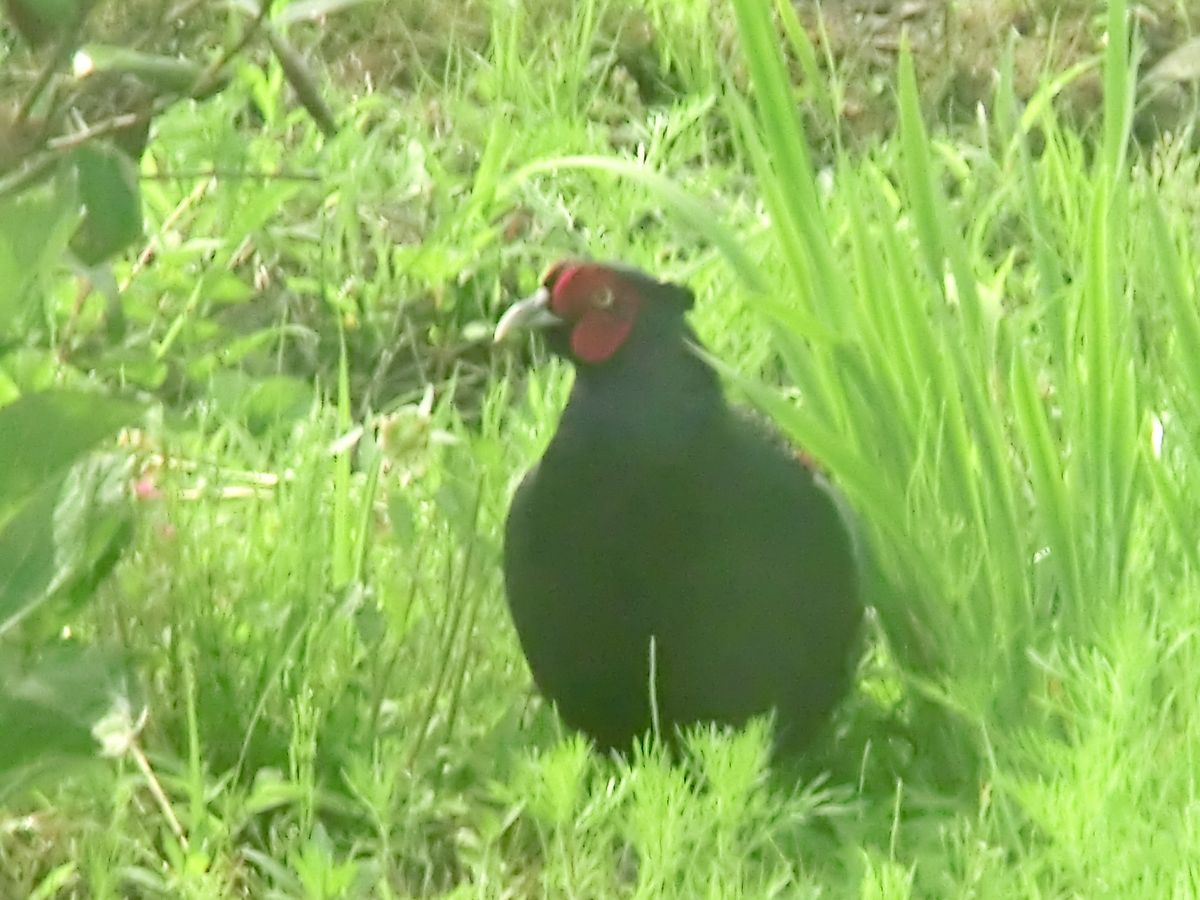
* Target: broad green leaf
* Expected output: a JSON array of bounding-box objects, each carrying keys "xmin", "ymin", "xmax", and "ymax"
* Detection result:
[
  {"xmin": 0, "ymin": 187, "xmax": 76, "ymax": 335},
  {"xmin": 1, "ymin": 0, "xmax": 82, "ymax": 46},
  {"xmin": 1, "ymin": 453, "xmax": 134, "ymax": 637},
  {"xmin": 0, "ymin": 478, "xmax": 59, "ymax": 635},
  {"xmin": 0, "ymin": 645, "xmax": 125, "ymax": 802},
  {"xmin": 69, "ymin": 144, "xmax": 144, "ymax": 266},
  {"xmin": 51, "ymin": 452, "xmax": 135, "ymax": 609},
  {"xmin": 209, "ymin": 372, "xmax": 312, "ymax": 435},
  {"xmin": 0, "ymin": 391, "xmax": 143, "ymax": 524}
]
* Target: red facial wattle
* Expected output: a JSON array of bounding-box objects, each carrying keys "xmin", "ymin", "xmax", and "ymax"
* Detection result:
[
  {"xmin": 569, "ymin": 311, "xmax": 634, "ymax": 364},
  {"xmin": 548, "ymin": 264, "xmax": 640, "ymax": 365}
]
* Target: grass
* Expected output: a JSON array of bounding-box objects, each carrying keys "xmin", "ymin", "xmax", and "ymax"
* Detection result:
[{"xmin": 3, "ymin": 0, "xmax": 1200, "ymax": 895}]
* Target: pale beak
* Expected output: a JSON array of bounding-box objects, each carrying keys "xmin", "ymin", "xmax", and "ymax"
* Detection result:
[{"xmin": 493, "ymin": 287, "xmax": 562, "ymax": 343}]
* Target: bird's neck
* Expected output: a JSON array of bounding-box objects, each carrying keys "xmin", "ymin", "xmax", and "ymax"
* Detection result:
[{"xmin": 557, "ymin": 336, "xmax": 725, "ymax": 450}]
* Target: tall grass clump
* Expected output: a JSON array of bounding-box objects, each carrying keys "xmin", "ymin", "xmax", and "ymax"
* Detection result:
[{"xmin": 726, "ymin": 0, "xmax": 1198, "ymax": 889}]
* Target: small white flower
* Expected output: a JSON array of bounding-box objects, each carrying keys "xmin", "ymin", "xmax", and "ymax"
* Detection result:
[{"xmin": 92, "ymin": 696, "xmax": 149, "ymax": 758}]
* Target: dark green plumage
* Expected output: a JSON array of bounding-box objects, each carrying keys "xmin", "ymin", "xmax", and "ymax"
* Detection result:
[{"xmin": 498, "ymin": 261, "xmax": 862, "ymax": 753}]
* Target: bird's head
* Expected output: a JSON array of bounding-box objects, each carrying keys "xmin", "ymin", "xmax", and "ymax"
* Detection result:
[{"xmin": 494, "ymin": 260, "xmax": 694, "ymax": 366}]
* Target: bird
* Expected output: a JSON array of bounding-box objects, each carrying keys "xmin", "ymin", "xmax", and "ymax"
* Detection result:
[{"xmin": 494, "ymin": 260, "xmax": 862, "ymax": 755}]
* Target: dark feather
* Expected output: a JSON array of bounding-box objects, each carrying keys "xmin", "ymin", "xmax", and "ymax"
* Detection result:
[{"xmin": 502, "ymin": 264, "xmax": 862, "ymax": 754}]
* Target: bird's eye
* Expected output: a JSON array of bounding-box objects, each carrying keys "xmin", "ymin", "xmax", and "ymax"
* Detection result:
[{"xmin": 593, "ymin": 287, "xmax": 615, "ymax": 310}]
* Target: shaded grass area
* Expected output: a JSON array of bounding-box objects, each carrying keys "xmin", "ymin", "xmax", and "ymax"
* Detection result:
[{"xmin": 3, "ymin": 0, "xmax": 1200, "ymax": 896}]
